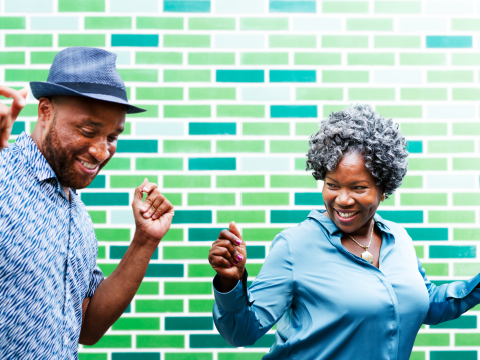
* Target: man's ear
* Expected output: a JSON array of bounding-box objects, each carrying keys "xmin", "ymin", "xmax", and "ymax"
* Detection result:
[{"xmin": 37, "ymin": 97, "xmax": 54, "ymax": 127}]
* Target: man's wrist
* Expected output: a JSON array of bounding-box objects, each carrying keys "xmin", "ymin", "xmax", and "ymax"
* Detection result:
[{"xmin": 131, "ymin": 230, "xmax": 161, "ymax": 252}]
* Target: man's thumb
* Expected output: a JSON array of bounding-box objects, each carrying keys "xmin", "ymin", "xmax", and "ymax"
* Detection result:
[
  {"xmin": 229, "ymin": 221, "xmax": 243, "ymax": 240},
  {"xmin": 133, "ymin": 178, "xmax": 148, "ymax": 207}
]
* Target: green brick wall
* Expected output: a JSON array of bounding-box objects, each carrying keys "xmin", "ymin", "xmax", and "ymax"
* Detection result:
[{"xmin": 4, "ymin": 1, "xmax": 480, "ymax": 359}]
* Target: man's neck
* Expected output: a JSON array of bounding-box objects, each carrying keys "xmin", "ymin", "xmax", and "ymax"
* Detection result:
[{"xmin": 62, "ymin": 185, "xmax": 70, "ymax": 201}]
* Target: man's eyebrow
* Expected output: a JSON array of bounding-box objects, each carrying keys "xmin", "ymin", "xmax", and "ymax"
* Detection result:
[{"xmin": 84, "ymin": 118, "xmax": 104, "ymax": 128}]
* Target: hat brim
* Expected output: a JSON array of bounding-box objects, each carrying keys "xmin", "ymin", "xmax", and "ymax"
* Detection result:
[{"xmin": 29, "ymin": 81, "xmax": 146, "ymax": 114}]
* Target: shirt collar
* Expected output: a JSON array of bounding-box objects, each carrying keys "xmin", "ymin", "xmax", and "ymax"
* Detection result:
[
  {"xmin": 16, "ymin": 132, "xmax": 57, "ymax": 183},
  {"xmin": 307, "ymin": 209, "xmax": 392, "ymax": 236}
]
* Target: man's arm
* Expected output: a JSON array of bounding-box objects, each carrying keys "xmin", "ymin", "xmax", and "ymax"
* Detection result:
[{"xmin": 79, "ymin": 179, "xmax": 174, "ymax": 345}]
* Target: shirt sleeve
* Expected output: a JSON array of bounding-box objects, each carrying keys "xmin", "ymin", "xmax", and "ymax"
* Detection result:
[
  {"xmin": 212, "ymin": 233, "xmax": 294, "ymax": 347},
  {"xmin": 85, "ymin": 264, "xmax": 104, "ymax": 298},
  {"xmin": 418, "ymin": 257, "xmax": 480, "ymax": 325}
]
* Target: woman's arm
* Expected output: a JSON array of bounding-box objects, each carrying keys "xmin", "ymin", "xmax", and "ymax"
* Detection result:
[
  {"xmin": 210, "ymin": 226, "xmax": 294, "ymax": 347},
  {"xmin": 418, "ymin": 257, "xmax": 480, "ymax": 325}
]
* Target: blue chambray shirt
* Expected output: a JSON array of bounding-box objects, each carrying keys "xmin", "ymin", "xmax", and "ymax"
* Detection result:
[
  {"xmin": 0, "ymin": 132, "xmax": 104, "ymax": 359},
  {"xmin": 213, "ymin": 209, "xmax": 480, "ymax": 360}
]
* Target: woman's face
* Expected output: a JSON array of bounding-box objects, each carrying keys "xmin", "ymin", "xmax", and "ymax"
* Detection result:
[{"xmin": 322, "ymin": 151, "xmax": 383, "ymax": 234}]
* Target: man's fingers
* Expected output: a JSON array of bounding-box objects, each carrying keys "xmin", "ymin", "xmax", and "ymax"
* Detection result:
[
  {"xmin": 142, "ymin": 191, "xmax": 164, "ymax": 218},
  {"xmin": 142, "ymin": 181, "xmax": 158, "ymax": 194},
  {"xmin": 152, "ymin": 199, "xmax": 172, "ymax": 220},
  {"xmin": 219, "ymin": 229, "xmax": 243, "ymax": 246},
  {"xmin": 229, "ymin": 221, "xmax": 243, "ymax": 240},
  {"xmin": 4, "ymin": 87, "xmax": 27, "ymax": 120},
  {"xmin": 132, "ymin": 178, "xmax": 149, "ymax": 208}
]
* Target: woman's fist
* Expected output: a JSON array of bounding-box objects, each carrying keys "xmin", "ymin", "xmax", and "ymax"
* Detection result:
[{"xmin": 208, "ymin": 221, "xmax": 247, "ymax": 292}]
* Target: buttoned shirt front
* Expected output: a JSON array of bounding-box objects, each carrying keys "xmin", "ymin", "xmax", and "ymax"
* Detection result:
[
  {"xmin": 213, "ymin": 210, "xmax": 480, "ymax": 360},
  {"xmin": 0, "ymin": 132, "xmax": 104, "ymax": 359}
]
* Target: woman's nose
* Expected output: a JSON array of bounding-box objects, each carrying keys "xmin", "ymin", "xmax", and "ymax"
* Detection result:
[{"xmin": 335, "ymin": 189, "xmax": 355, "ymax": 206}]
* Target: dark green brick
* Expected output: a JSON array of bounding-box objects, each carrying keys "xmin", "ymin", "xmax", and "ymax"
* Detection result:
[
  {"xmin": 172, "ymin": 210, "xmax": 212, "ymax": 224},
  {"xmin": 165, "ymin": 317, "xmax": 213, "ymax": 330},
  {"xmin": 405, "ymin": 228, "xmax": 448, "ymax": 241},
  {"xmin": 429, "ymin": 246, "xmax": 476, "ymax": 258},
  {"xmin": 377, "ymin": 210, "xmax": 423, "ymax": 223},
  {"xmin": 81, "ymin": 193, "xmax": 129, "ymax": 206},
  {"xmin": 430, "ymin": 316, "xmax": 477, "ymax": 329},
  {"xmin": 145, "ymin": 264, "xmax": 184, "ymax": 277},
  {"xmin": 188, "ymin": 228, "xmax": 226, "ymax": 241},
  {"xmin": 430, "ymin": 351, "xmax": 477, "ymax": 360}
]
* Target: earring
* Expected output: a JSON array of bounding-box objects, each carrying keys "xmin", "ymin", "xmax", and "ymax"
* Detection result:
[{"xmin": 382, "ymin": 193, "xmax": 386, "ymax": 202}]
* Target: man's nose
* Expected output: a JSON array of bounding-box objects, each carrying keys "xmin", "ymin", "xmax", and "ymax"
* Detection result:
[{"xmin": 89, "ymin": 139, "xmax": 110, "ymax": 163}]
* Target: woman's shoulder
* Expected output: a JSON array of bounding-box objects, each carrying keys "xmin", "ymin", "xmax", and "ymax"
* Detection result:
[
  {"xmin": 273, "ymin": 216, "xmax": 330, "ymax": 249},
  {"xmin": 377, "ymin": 218, "xmax": 413, "ymax": 242}
]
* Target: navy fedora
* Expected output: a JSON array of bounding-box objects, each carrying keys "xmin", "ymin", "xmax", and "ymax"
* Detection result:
[{"xmin": 30, "ymin": 47, "xmax": 145, "ymax": 114}]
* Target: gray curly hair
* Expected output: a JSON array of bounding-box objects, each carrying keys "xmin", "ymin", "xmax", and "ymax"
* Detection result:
[{"xmin": 306, "ymin": 104, "xmax": 408, "ymax": 197}]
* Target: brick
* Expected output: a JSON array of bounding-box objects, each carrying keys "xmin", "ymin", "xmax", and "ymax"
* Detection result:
[
  {"xmin": 0, "ymin": 17, "xmax": 26, "ymax": 29},
  {"xmin": 163, "ymin": 246, "xmax": 209, "ymax": 260},
  {"xmin": 414, "ymin": 333, "xmax": 449, "ymax": 347},
  {"xmin": 110, "ymin": 246, "xmax": 158, "ymax": 260},
  {"xmin": 118, "ymin": 69, "xmax": 158, "ymax": 82},
  {"xmin": 453, "ymin": 123, "xmax": 480, "ymax": 135},
  {"xmin": 164, "ymin": 1, "xmax": 210, "ymax": 13},
  {"xmin": 271, "ymin": 105, "xmax": 317, "ymax": 118},
  {"xmin": 6, "ymin": 34, "xmax": 52, "ymax": 47},
  {"xmin": 89, "ymin": 211, "xmax": 106, "ymax": 224},
  {"xmin": 81, "ymin": 193, "xmax": 129, "ymax": 206},
  {"xmin": 87, "ymin": 175, "xmax": 105, "ymax": 189},
  {"xmin": 112, "ymin": 317, "xmax": 160, "ymax": 331},
  {"xmin": 454, "ymin": 263, "xmax": 480, "ymax": 276},
  {"xmin": 136, "ymin": 335, "xmax": 184, "ymax": 348},
  {"xmin": 377, "ymin": 211, "xmax": 423, "ymax": 223},
  {"xmin": 401, "ymin": 193, "xmax": 447, "ymax": 206},
  {"xmin": 430, "ymin": 351, "xmax": 477, "ymax": 360},
  {"xmin": 163, "ymin": 175, "xmax": 211, "ymax": 188},
  {"xmin": 423, "ymin": 263, "xmax": 449, "ymax": 276},
  {"xmin": 5, "ymin": 70, "xmax": 48, "ymax": 82},
  {"xmin": 136, "ymin": 87, "xmax": 183, "ymax": 100},
  {"xmin": 217, "ymin": 210, "xmax": 265, "ymax": 223},
  {"xmin": 269, "ymin": 35, "xmax": 316, "ymax": 48},
  {"xmin": 188, "ymin": 193, "xmax": 235, "ymax": 206},
  {"xmin": 164, "ymin": 35, "xmax": 210, "ymax": 48},
  {"xmin": 117, "ymin": 140, "xmax": 158, "ymax": 153},
  {"xmin": 217, "ymin": 105, "xmax": 264, "ymax": 118},
  {"xmin": 401, "ymin": 176, "xmax": 423, "ymax": 188},
  {"xmin": 164, "ymin": 282, "xmax": 211, "ymax": 295},
  {"xmin": 295, "ymin": 192, "xmax": 323, "ymax": 205},
  {"xmin": 84, "ymin": 335, "xmax": 131, "ymax": 348},
  {"xmin": 59, "ymin": 0, "xmax": 105, "ymax": 12},
  {"xmin": 190, "ymin": 123, "xmax": 236, "ymax": 135},
  {"xmin": 347, "ymin": 19, "xmax": 393, "ymax": 31},
  {"xmin": 165, "ymin": 70, "xmax": 210, "ymax": 82},
  {"xmin": 163, "ymin": 229, "xmax": 184, "ymax": 241},
  {"xmin": 270, "ymin": 1, "xmax": 316, "ymax": 13},
  {"xmin": 294, "ymin": 53, "xmax": 341, "ymax": 65},
  {"xmin": 322, "ymin": 35, "xmax": 368, "ymax": 48},
  {"xmin": 243, "ymin": 123, "xmax": 290, "ymax": 136},
  {"xmin": 189, "ymin": 18, "xmax": 235, "ymax": 30},
  {"xmin": 0, "ymin": 52, "xmax": 25, "ymax": 65},
  {"xmin": 454, "ymin": 228, "xmax": 480, "ymax": 241},
  {"xmin": 452, "ymin": 88, "xmax": 480, "ymax": 101},
  {"xmin": 455, "ymin": 334, "xmax": 480, "ymax": 346},
  {"xmin": 85, "ymin": 17, "xmax": 131, "ymax": 29},
  {"xmin": 216, "ymin": 70, "xmax": 264, "ymax": 83},
  {"xmin": 322, "ymin": 70, "xmax": 369, "ymax": 83},
  {"xmin": 296, "ymin": 122, "xmax": 320, "ymax": 135},
  {"xmin": 400, "ymin": 53, "xmax": 446, "ymax": 66},
  {"xmin": 30, "ymin": 51, "xmax": 57, "ymax": 64},
  {"xmin": 112, "ymin": 354, "xmax": 159, "ymax": 360},
  {"xmin": 95, "ymin": 228, "xmax": 130, "ymax": 241},
  {"xmin": 137, "ymin": 282, "xmax": 159, "ymax": 295},
  {"xmin": 189, "ymin": 53, "xmax": 235, "ymax": 65},
  {"xmin": 453, "ymin": 193, "xmax": 480, "ymax": 205},
  {"xmin": 135, "ymin": 300, "xmax": 183, "ymax": 313},
  {"xmin": 110, "ymin": 175, "xmax": 158, "ymax": 188},
  {"xmin": 189, "ymin": 158, "xmax": 235, "ymax": 171},
  {"xmin": 429, "ymin": 246, "xmax": 476, "ymax": 259},
  {"xmin": 104, "ymin": 158, "xmax": 130, "ymax": 170},
  {"xmin": 188, "ymin": 228, "xmax": 226, "ymax": 241},
  {"xmin": 241, "ymin": 193, "xmax": 289, "ymax": 206},
  {"xmin": 270, "ymin": 70, "xmax": 316, "ymax": 83},
  {"xmin": 428, "ymin": 141, "xmax": 474, "ymax": 153},
  {"xmin": 323, "ymin": 1, "xmax": 369, "ymax": 13},
  {"xmin": 348, "ymin": 88, "xmax": 395, "ymax": 101},
  {"xmin": 58, "ymin": 34, "xmax": 105, "ymax": 47},
  {"xmin": 271, "ymin": 175, "xmax": 317, "ymax": 188},
  {"xmin": 137, "ymin": 17, "xmax": 183, "ymax": 30},
  {"xmin": 240, "ymin": 18, "xmax": 288, "ymax": 31},
  {"xmin": 375, "ymin": 1, "xmax": 421, "ymax": 13},
  {"xmin": 408, "ymin": 158, "xmax": 448, "ymax": 171},
  {"xmin": 166, "ymin": 353, "xmax": 212, "ymax": 360},
  {"xmin": 401, "ymin": 88, "xmax": 447, "ymax": 101},
  {"xmin": 347, "ymin": 53, "xmax": 395, "ymax": 65},
  {"xmin": 217, "ymin": 140, "xmax": 264, "ymax": 153},
  {"xmin": 451, "ymin": 53, "xmax": 480, "ymax": 66},
  {"xmin": 401, "ymin": 123, "xmax": 447, "ymax": 136},
  {"xmin": 135, "ymin": 52, "xmax": 181, "ymax": 66},
  {"xmin": 165, "ymin": 317, "xmax": 213, "ymax": 331},
  {"xmin": 427, "ymin": 71, "xmax": 474, "ymax": 83},
  {"xmin": 112, "ymin": 34, "xmax": 158, "ymax": 47},
  {"xmin": 163, "ymin": 140, "xmax": 210, "ymax": 153},
  {"xmin": 271, "ymin": 210, "xmax": 310, "ymax": 223},
  {"xmin": 427, "ymin": 36, "xmax": 472, "ymax": 48},
  {"xmin": 172, "ymin": 210, "xmax": 212, "ymax": 224},
  {"xmin": 429, "ymin": 211, "xmax": 475, "ymax": 223},
  {"xmin": 241, "ymin": 53, "xmax": 288, "ymax": 65},
  {"xmin": 270, "ymin": 140, "xmax": 308, "ymax": 153},
  {"xmin": 78, "ymin": 354, "xmax": 107, "ymax": 360}
]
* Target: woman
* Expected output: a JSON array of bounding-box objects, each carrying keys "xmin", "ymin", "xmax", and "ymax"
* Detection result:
[{"xmin": 208, "ymin": 104, "xmax": 480, "ymax": 360}]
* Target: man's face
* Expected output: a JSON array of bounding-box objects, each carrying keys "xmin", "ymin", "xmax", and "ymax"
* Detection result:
[{"xmin": 41, "ymin": 96, "xmax": 126, "ymax": 190}]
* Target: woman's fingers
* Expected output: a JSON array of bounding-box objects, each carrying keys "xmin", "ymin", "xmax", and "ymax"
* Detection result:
[
  {"xmin": 229, "ymin": 221, "xmax": 243, "ymax": 240},
  {"xmin": 219, "ymin": 229, "xmax": 243, "ymax": 247}
]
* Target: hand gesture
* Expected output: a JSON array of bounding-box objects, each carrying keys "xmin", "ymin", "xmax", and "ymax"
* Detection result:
[
  {"xmin": 132, "ymin": 179, "xmax": 175, "ymax": 243},
  {"xmin": 208, "ymin": 221, "xmax": 247, "ymax": 291},
  {"xmin": 0, "ymin": 86, "xmax": 28, "ymax": 150}
]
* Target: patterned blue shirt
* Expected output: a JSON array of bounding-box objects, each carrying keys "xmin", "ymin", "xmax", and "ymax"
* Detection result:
[{"xmin": 0, "ymin": 132, "xmax": 104, "ymax": 359}]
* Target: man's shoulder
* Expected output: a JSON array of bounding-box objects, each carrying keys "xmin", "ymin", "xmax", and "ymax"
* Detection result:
[{"xmin": 0, "ymin": 144, "xmax": 32, "ymax": 185}]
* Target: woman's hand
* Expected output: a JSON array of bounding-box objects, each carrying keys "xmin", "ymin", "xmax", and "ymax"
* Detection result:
[{"xmin": 208, "ymin": 221, "xmax": 247, "ymax": 293}]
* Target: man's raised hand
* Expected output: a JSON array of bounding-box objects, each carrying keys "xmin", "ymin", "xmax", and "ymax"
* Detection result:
[
  {"xmin": 208, "ymin": 221, "xmax": 247, "ymax": 292},
  {"xmin": 0, "ymin": 86, "xmax": 28, "ymax": 150},
  {"xmin": 132, "ymin": 178, "xmax": 174, "ymax": 243}
]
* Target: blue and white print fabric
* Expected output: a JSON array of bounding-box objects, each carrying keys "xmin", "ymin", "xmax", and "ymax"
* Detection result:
[{"xmin": 0, "ymin": 132, "xmax": 104, "ymax": 359}]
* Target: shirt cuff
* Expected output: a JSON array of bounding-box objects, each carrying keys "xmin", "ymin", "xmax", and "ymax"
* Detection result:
[
  {"xmin": 213, "ymin": 272, "xmax": 249, "ymax": 313},
  {"xmin": 446, "ymin": 272, "xmax": 480, "ymax": 300}
]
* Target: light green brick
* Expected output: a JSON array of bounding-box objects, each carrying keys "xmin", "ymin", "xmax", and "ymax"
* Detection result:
[
  {"xmin": 453, "ymin": 158, "xmax": 480, "ymax": 171},
  {"xmin": 271, "ymin": 175, "xmax": 317, "ymax": 188},
  {"xmin": 137, "ymin": 282, "xmax": 159, "ymax": 295},
  {"xmin": 216, "ymin": 140, "xmax": 264, "ymax": 153},
  {"xmin": 322, "ymin": 70, "xmax": 369, "ymax": 83},
  {"xmin": 322, "ymin": 36, "xmax": 369, "ymax": 48},
  {"xmin": 0, "ymin": 17, "xmax": 26, "ymax": 29},
  {"xmin": 118, "ymin": 69, "xmax": 158, "ymax": 82},
  {"xmin": 163, "ymin": 176, "xmax": 211, "ymax": 188},
  {"xmin": 401, "ymin": 88, "xmax": 447, "ymax": 101},
  {"xmin": 296, "ymin": 122, "xmax": 319, "ymax": 135},
  {"xmin": 427, "ymin": 71, "xmax": 474, "ymax": 83},
  {"xmin": 453, "ymin": 193, "xmax": 480, "ymax": 205},
  {"xmin": 452, "ymin": 88, "xmax": 480, "ymax": 101},
  {"xmin": 59, "ymin": 0, "xmax": 105, "ymax": 12},
  {"xmin": 164, "ymin": 35, "xmax": 210, "ymax": 48},
  {"xmin": 454, "ymin": 228, "xmax": 480, "ymax": 241},
  {"xmin": 456, "ymin": 333, "xmax": 480, "ymax": 346},
  {"xmin": 452, "ymin": 53, "xmax": 480, "ymax": 66},
  {"xmin": 401, "ymin": 176, "xmax": 423, "ymax": 188},
  {"xmin": 347, "ymin": 19, "xmax": 392, "ymax": 31},
  {"xmin": 188, "ymin": 193, "xmax": 235, "ymax": 206},
  {"xmin": 408, "ymin": 158, "xmax": 448, "ymax": 171},
  {"xmin": 189, "ymin": 87, "xmax": 236, "ymax": 100},
  {"xmin": 347, "ymin": 53, "xmax": 395, "ymax": 65},
  {"xmin": 453, "ymin": 123, "xmax": 480, "ymax": 135},
  {"xmin": 164, "ymin": 70, "xmax": 210, "ymax": 82},
  {"xmin": 428, "ymin": 141, "xmax": 474, "ymax": 153},
  {"xmin": 322, "ymin": 1, "xmax": 369, "ymax": 13},
  {"xmin": 5, "ymin": 70, "xmax": 48, "ymax": 82},
  {"xmin": 85, "ymin": 17, "xmax": 131, "ymax": 29},
  {"xmin": 454, "ymin": 263, "xmax": 480, "ymax": 276},
  {"xmin": 452, "ymin": 19, "xmax": 480, "ymax": 31},
  {"xmin": 164, "ymin": 282, "xmax": 212, "ymax": 295},
  {"xmin": 0, "ymin": 52, "xmax": 25, "ymax": 65},
  {"xmin": 349, "ymin": 88, "xmax": 395, "ymax": 101},
  {"xmin": 270, "ymin": 140, "xmax": 308, "ymax": 153},
  {"xmin": 78, "ymin": 353, "xmax": 107, "ymax": 360},
  {"xmin": 294, "ymin": 53, "xmax": 341, "ymax": 65},
  {"xmin": 6, "ymin": 34, "xmax": 52, "ymax": 47},
  {"xmin": 296, "ymin": 88, "xmax": 343, "ymax": 101},
  {"xmin": 241, "ymin": 193, "xmax": 289, "ymax": 206},
  {"xmin": 136, "ymin": 52, "xmax": 183, "ymax": 65},
  {"xmin": 241, "ymin": 18, "xmax": 288, "ymax": 30},
  {"xmin": 136, "ymin": 335, "xmax": 184, "ymax": 348},
  {"xmin": 104, "ymin": 158, "xmax": 130, "ymax": 170},
  {"xmin": 401, "ymin": 193, "xmax": 447, "ymax": 206},
  {"xmin": 400, "ymin": 53, "xmax": 447, "ymax": 66},
  {"xmin": 164, "ymin": 105, "xmax": 211, "ymax": 118},
  {"xmin": 188, "ymin": 53, "xmax": 235, "ymax": 65},
  {"xmin": 189, "ymin": 299, "xmax": 215, "ymax": 313},
  {"xmin": 112, "ymin": 317, "xmax": 160, "ymax": 331},
  {"xmin": 414, "ymin": 333, "xmax": 449, "ymax": 347},
  {"xmin": 415, "ymin": 246, "xmax": 424, "ymax": 259},
  {"xmin": 188, "ymin": 264, "xmax": 216, "ymax": 277},
  {"xmin": 135, "ymin": 299, "xmax": 184, "ymax": 313},
  {"xmin": 241, "ymin": 52, "xmax": 289, "ymax": 65},
  {"xmin": 375, "ymin": 1, "xmax": 421, "ymax": 13},
  {"xmin": 136, "ymin": 87, "xmax": 183, "ymax": 100},
  {"xmin": 217, "ymin": 105, "xmax": 264, "ymax": 118},
  {"xmin": 295, "ymin": 158, "xmax": 307, "ymax": 171},
  {"xmin": 137, "ymin": 17, "xmax": 183, "ymax": 30},
  {"xmin": 429, "ymin": 211, "xmax": 475, "ymax": 223},
  {"xmin": 422, "ymin": 263, "xmax": 449, "ymax": 276},
  {"xmin": 217, "ymin": 210, "xmax": 265, "ymax": 223},
  {"xmin": 163, "ymin": 246, "xmax": 209, "ymax": 260},
  {"xmin": 164, "ymin": 140, "xmax": 211, "ymax": 153},
  {"xmin": 216, "ymin": 175, "xmax": 264, "ymax": 188},
  {"xmin": 30, "ymin": 51, "xmax": 57, "ymax": 64},
  {"xmin": 110, "ymin": 175, "xmax": 158, "ymax": 188},
  {"xmin": 84, "ymin": 335, "xmax": 131, "ymax": 349},
  {"xmin": 269, "ymin": 35, "xmax": 316, "ymax": 48},
  {"xmin": 401, "ymin": 123, "xmax": 447, "ymax": 136},
  {"xmin": 58, "ymin": 34, "xmax": 105, "ymax": 47},
  {"xmin": 374, "ymin": 36, "xmax": 421, "ymax": 48},
  {"xmin": 189, "ymin": 18, "xmax": 235, "ymax": 30},
  {"xmin": 243, "ymin": 123, "xmax": 290, "ymax": 136}
]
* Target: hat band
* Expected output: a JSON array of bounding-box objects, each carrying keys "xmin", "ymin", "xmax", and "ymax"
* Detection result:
[{"xmin": 56, "ymin": 82, "xmax": 127, "ymax": 101}]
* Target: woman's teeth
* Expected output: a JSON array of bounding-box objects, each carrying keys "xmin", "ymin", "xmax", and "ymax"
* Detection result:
[
  {"xmin": 337, "ymin": 211, "xmax": 357, "ymax": 218},
  {"xmin": 80, "ymin": 160, "xmax": 97, "ymax": 170}
]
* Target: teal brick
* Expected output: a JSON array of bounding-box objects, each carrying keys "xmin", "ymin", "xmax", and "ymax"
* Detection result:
[{"xmin": 165, "ymin": 317, "xmax": 213, "ymax": 330}]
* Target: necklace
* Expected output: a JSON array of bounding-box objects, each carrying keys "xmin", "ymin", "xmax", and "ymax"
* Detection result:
[{"xmin": 345, "ymin": 219, "xmax": 375, "ymax": 264}]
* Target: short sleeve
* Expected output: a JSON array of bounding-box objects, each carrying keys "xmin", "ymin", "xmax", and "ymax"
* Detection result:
[{"xmin": 85, "ymin": 265, "xmax": 104, "ymax": 298}]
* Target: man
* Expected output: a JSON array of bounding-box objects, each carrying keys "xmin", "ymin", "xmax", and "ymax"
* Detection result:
[{"xmin": 0, "ymin": 47, "xmax": 174, "ymax": 359}]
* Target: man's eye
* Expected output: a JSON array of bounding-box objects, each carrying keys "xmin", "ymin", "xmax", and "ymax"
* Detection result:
[
  {"xmin": 108, "ymin": 136, "xmax": 118, "ymax": 142},
  {"xmin": 82, "ymin": 130, "xmax": 95, "ymax": 137}
]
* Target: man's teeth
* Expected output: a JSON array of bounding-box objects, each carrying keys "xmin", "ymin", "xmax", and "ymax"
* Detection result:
[
  {"xmin": 80, "ymin": 160, "xmax": 97, "ymax": 170},
  {"xmin": 338, "ymin": 211, "xmax": 357, "ymax": 218}
]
